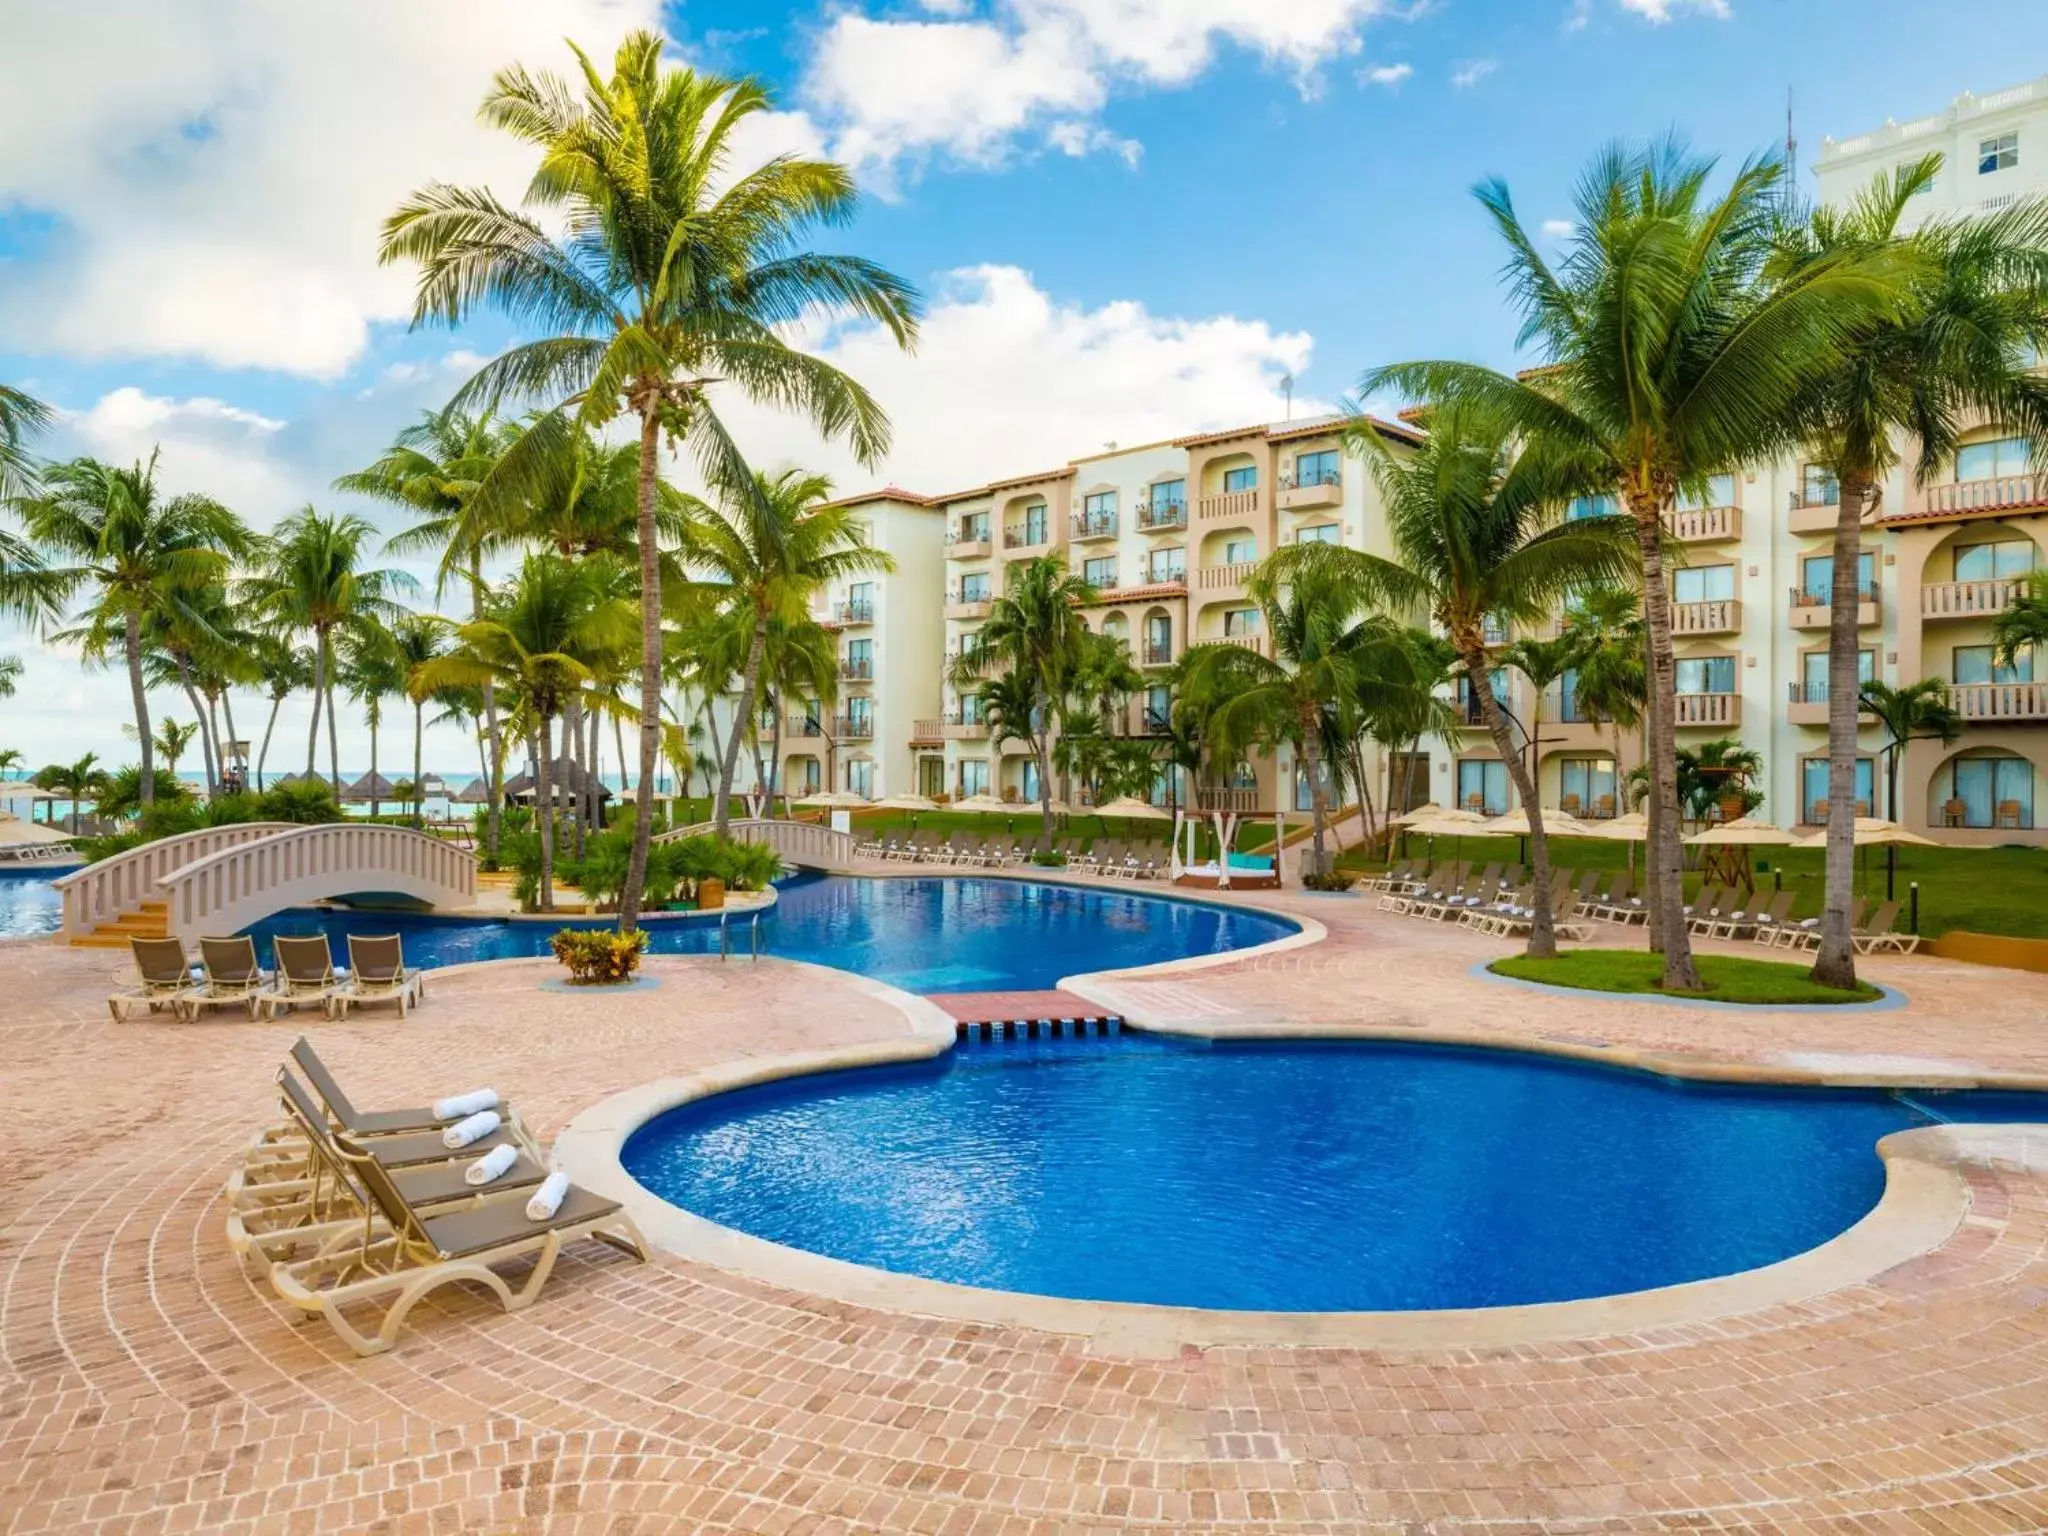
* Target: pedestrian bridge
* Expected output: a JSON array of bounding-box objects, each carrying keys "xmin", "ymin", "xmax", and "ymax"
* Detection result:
[
  {"xmin": 656, "ymin": 817, "xmax": 858, "ymax": 874},
  {"xmin": 58, "ymin": 822, "xmax": 477, "ymax": 945}
]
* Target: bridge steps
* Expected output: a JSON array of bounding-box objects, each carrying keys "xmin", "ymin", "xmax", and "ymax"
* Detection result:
[{"xmin": 74, "ymin": 902, "xmax": 169, "ymax": 948}]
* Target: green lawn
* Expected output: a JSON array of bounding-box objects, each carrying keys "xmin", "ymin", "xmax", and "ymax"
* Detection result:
[
  {"xmin": 1340, "ymin": 833, "xmax": 2048, "ymax": 942},
  {"xmin": 1490, "ymin": 948, "xmax": 1884, "ymax": 1005}
]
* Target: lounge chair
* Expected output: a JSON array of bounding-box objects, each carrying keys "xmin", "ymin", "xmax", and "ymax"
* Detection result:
[
  {"xmin": 188, "ymin": 936, "xmax": 276, "ymax": 1020},
  {"xmin": 1852, "ymin": 900, "xmax": 1916, "ymax": 954},
  {"xmin": 1686, "ymin": 886, "xmax": 1748, "ymax": 937},
  {"xmin": 1586, "ymin": 871, "xmax": 1639, "ymax": 923},
  {"xmin": 1710, "ymin": 889, "xmax": 1791, "ymax": 941},
  {"xmin": 107, "ymin": 936, "xmax": 200, "ymax": 1022},
  {"xmin": 334, "ymin": 934, "xmax": 424, "ymax": 1019},
  {"xmin": 1771, "ymin": 898, "xmax": 1867, "ymax": 952},
  {"xmin": 249, "ymin": 1069, "xmax": 646, "ymax": 1356},
  {"xmin": 1461, "ymin": 884, "xmax": 1532, "ymax": 936},
  {"xmin": 288, "ymin": 1037, "xmax": 515, "ymax": 1141},
  {"xmin": 1489, "ymin": 888, "xmax": 1591, "ymax": 943},
  {"xmin": 264, "ymin": 934, "xmax": 344, "ymax": 1020}
]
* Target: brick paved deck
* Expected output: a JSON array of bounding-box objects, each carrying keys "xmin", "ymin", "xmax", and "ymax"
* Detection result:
[{"xmin": 6, "ymin": 893, "xmax": 2048, "ymax": 1532}]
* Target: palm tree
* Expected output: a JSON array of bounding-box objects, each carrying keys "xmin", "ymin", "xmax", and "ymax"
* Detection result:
[
  {"xmin": 0, "ymin": 384, "xmax": 75, "ymax": 627},
  {"xmin": 1181, "ymin": 559, "xmax": 1432, "ymax": 881},
  {"xmin": 251, "ymin": 638, "xmax": 312, "ymax": 791},
  {"xmin": 121, "ymin": 718, "xmax": 199, "ymax": 785},
  {"xmin": 1498, "ymin": 634, "xmax": 1576, "ymax": 792},
  {"xmin": 340, "ymin": 628, "xmax": 406, "ymax": 817},
  {"xmin": 1363, "ymin": 140, "xmax": 1908, "ymax": 988},
  {"xmin": 0, "ymin": 655, "xmax": 19, "ymax": 698},
  {"xmin": 381, "ymin": 30, "xmax": 921, "ymax": 929},
  {"xmin": 956, "ymin": 556, "xmax": 1096, "ymax": 851},
  {"xmin": 19, "ymin": 453, "xmax": 248, "ymax": 808},
  {"xmin": 38, "ymin": 752, "xmax": 104, "ymax": 831},
  {"xmin": 0, "ymin": 384, "xmax": 50, "ymax": 503},
  {"xmin": 390, "ymin": 615, "xmax": 452, "ymax": 825},
  {"xmin": 1559, "ymin": 586, "xmax": 1646, "ymax": 799},
  {"xmin": 415, "ymin": 556, "xmax": 637, "ymax": 909},
  {"xmin": 341, "ymin": 409, "xmax": 514, "ymax": 854},
  {"xmin": 244, "ymin": 508, "xmax": 416, "ymax": 792},
  {"xmin": 1772, "ymin": 156, "xmax": 2048, "ymax": 985},
  {"xmin": 1860, "ymin": 678, "xmax": 1963, "ymax": 824},
  {"xmin": 1994, "ymin": 570, "xmax": 2048, "ymax": 672},
  {"xmin": 689, "ymin": 466, "xmax": 895, "ymax": 834}
]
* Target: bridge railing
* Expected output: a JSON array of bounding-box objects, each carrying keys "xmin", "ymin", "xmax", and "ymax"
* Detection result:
[
  {"xmin": 158, "ymin": 823, "xmax": 478, "ymax": 941},
  {"xmin": 53, "ymin": 822, "xmax": 299, "ymax": 936},
  {"xmin": 656, "ymin": 817, "xmax": 856, "ymax": 871}
]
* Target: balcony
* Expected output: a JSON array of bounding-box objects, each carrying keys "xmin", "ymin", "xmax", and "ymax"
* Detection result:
[
  {"xmin": 941, "ymin": 712, "xmax": 990, "ymax": 741},
  {"xmin": 1922, "ymin": 578, "xmax": 2023, "ymax": 620},
  {"xmin": 1196, "ymin": 786, "xmax": 1261, "ymax": 813},
  {"xmin": 834, "ymin": 599, "xmax": 874, "ymax": 626},
  {"xmin": 1786, "ymin": 681, "xmax": 1874, "ymax": 728},
  {"xmin": 1278, "ymin": 472, "xmax": 1342, "ymax": 512},
  {"xmin": 945, "ymin": 594, "xmax": 992, "ymax": 621},
  {"xmin": 786, "ymin": 714, "xmax": 827, "ymax": 739},
  {"xmin": 1917, "ymin": 474, "xmax": 2048, "ymax": 519},
  {"xmin": 1787, "ymin": 584, "xmax": 1880, "ymax": 630},
  {"xmin": 1671, "ymin": 599, "xmax": 1742, "ymax": 636},
  {"xmin": 1071, "ymin": 511, "xmax": 1119, "ymax": 542},
  {"xmin": 1192, "ymin": 633, "xmax": 1269, "ymax": 657},
  {"xmin": 1674, "ymin": 692, "xmax": 1739, "ymax": 728},
  {"xmin": 1946, "ymin": 680, "xmax": 2048, "ymax": 722},
  {"xmin": 1141, "ymin": 569, "xmax": 1188, "ymax": 593},
  {"xmin": 1194, "ymin": 560, "xmax": 1257, "ymax": 591},
  {"xmin": 1004, "ymin": 523, "xmax": 1052, "ymax": 551},
  {"xmin": 839, "ymin": 656, "xmax": 874, "ymax": 683},
  {"xmin": 1142, "ymin": 641, "xmax": 1175, "ymax": 666},
  {"xmin": 834, "ymin": 715, "xmax": 875, "ymax": 741},
  {"xmin": 910, "ymin": 719, "xmax": 944, "ymax": 745},
  {"xmin": 1196, "ymin": 488, "xmax": 1262, "ymax": 524},
  {"xmin": 946, "ymin": 527, "xmax": 991, "ymax": 561},
  {"xmin": 1137, "ymin": 500, "xmax": 1188, "ymax": 533},
  {"xmin": 1666, "ymin": 505, "xmax": 1742, "ymax": 542}
]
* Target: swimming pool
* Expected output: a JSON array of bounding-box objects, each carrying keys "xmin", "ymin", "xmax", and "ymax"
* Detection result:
[
  {"xmin": 622, "ymin": 1035, "xmax": 2047, "ymax": 1312},
  {"xmin": 245, "ymin": 874, "xmax": 1297, "ymax": 993},
  {"xmin": 0, "ymin": 869, "xmax": 68, "ymax": 939}
]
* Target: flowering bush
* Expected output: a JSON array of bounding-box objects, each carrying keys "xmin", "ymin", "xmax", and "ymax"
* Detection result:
[{"xmin": 549, "ymin": 927, "xmax": 649, "ymax": 985}]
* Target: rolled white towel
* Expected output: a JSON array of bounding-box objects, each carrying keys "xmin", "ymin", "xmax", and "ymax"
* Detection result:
[
  {"xmin": 526, "ymin": 1170, "xmax": 570, "ymax": 1222},
  {"xmin": 442, "ymin": 1109, "xmax": 501, "ymax": 1149},
  {"xmin": 433, "ymin": 1087, "xmax": 499, "ymax": 1121},
  {"xmin": 465, "ymin": 1143, "xmax": 520, "ymax": 1186}
]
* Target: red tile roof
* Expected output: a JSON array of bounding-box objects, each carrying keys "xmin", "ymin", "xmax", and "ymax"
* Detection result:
[
  {"xmin": 1876, "ymin": 499, "xmax": 2048, "ymax": 528},
  {"xmin": 817, "ymin": 486, "xmax": 937, "ymax": 511},
  {"xmin": 1077, "ymin": 580, "xmax": 1188, "ymax": 607}
]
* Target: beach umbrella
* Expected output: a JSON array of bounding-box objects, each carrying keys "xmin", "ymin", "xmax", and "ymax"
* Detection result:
[
  {"xmin": 341, "ymin": 770, "xmax": 400, "ymax": 805},
  {"xmin": 1792, "ymin": 817, "xmax": 1940, "ymax": 899},
  {"xmin": 951, "ymin": 793, "xmax": 1010, "ymax": 814},
  {"xmin": 1478, "ymin": 806, "xmax": 1590, "ymax": 865},
  {"xmin": 793, "ymin": 790, "xmax": 871, "ymax": 809},
  {"xmin": 0, "ymin": 814, "xmax": 74, "ymax": 847},
  {"xmin": 1687, "ymin": 816, "xmax": 1794, "ymax": 846},
  {"xmin": 1394, "ymin": 802, "xmax": 1485, "ymax": 827},
  {"xmin": 1096, "ymin": 794, "xmax": 1172, "ymax": 834},
  {"xmin": 0, "ymin": 783, "xmax": 62, "ymax": 825},
  {"xmin": 454, "ymin": 777, "xmax": 493, "ymax": 804},
  {"xmin": 1580, "ymin": 810, "xmax": 1649, "ymax": 839},
  {"xmin": 872, "ymin": 792, "xmax": 939, "ymax": 812}
]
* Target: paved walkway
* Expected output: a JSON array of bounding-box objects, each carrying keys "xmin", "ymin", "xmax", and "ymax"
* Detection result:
[{"xmin": 6, "ymin": 895, "xmax": 2048, "ymax": 1533}]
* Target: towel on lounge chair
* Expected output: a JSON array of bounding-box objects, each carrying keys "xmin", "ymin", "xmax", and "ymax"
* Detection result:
[
  {"xmin": 443, "ymin": 1109, "xmax": 501, "ymax": 1149},
  {"xmin": 527, "ymin": 1169, "xmax": 570, "ymax": 1221},
  {"xmin": 433, "ymin": 1088, "xmax": 499, "ymax": 1121},
  {"xmin": 465, "ymin": 1144, "xmax": 521, "ymax": 1186}
]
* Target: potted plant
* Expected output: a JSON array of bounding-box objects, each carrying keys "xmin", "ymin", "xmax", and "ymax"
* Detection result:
[{"xmin": 549, "ymin": 928, "xmax": 649, "ymax": 985}]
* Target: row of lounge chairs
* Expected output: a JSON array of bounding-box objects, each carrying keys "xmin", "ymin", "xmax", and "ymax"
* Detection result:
[
  {"xmin": 226, "ymin": 1037, "xmax": 646, "ymax": 1355},
  {"xmin": 1370, "ymin": 859, "xmax": 1921, "ymax": 953},
  {"xmin": 0, "ymin": 838, "xmax": 77, "ymax": 864},
  {"xmin": 856, "ymin": 831, "xmax": 1170, "ymax": 879},
  {"xmin": 109, "ymin": 933, "xmax": 425, "ymax": 1022}
]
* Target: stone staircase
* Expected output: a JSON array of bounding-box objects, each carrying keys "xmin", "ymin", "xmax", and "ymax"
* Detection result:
[{"xmin": 74, "ymin": 900, "xmax": 169, "ymax": 949}]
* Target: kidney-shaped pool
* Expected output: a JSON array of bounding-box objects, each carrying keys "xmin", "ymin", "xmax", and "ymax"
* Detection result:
[{"xmin": 622, "ymin": 1035, "xmax": 2043, "ymax": 1312}]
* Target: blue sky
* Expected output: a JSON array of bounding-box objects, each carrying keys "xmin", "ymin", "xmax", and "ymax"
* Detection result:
[{"xmin": 3, "ymin": 0, "xmax": 2046, "ymax": 763}]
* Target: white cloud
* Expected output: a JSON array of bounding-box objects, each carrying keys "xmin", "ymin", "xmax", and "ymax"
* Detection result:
[
  {"xmin": 1619, "ymin": 0, "xmax": 1730, "ymax": 17},
  {"xmin": 1541, "ymin": 218, "xmax": 1575, "ymax": 238},
  {"xmin": 1451, "ymin": 58, "xmax": 1497, "ymax": 89},
  {"xmin": 804, "ymin": 0, "xmax": 1398, "ymax": 174},
  {"xmin": 1360, "ymin": 63, "xmax": 1414, "ymax": 88},
  {"xmin": 0, "ymin": 2, "xmax": 819, "ymax": 378},
  {"xmin": 1563, "ymin": 0, "xmax": 1593, "ymax": 30}
]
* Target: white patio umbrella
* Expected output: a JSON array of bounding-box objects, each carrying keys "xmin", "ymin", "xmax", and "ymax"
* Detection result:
[
  {"xmin": 872, "ymin": 792, "xmax": 940, "ymax": 813},
  {"xmin": 1096, "ymin": 795, "xmax": 1172, "ymax": 821},
  {"xmin": 0, "ymin": 814, "xmax": 74, "ymax": 846},
  {"xmin": 1579, "ymin": 810, "xmax": 1649, "ymax": 840},
  {"xmin": 793, "ymin": 790, "xmax": 872, "ymax": 810},
  {"xmin": 951, "ymin": 793, "xmax": 1012, "ymax": 815},
  {"xmin": 1793, "ymin": 815, "xmax": 1941, "ymax": 900},
  {"xmin": 1480, "ymin": 807, "xmax": 1592, "ymax": 838},
  {"xmin": 1686, "ymin": 816, "xmax": 1796, "ymax": 846}
]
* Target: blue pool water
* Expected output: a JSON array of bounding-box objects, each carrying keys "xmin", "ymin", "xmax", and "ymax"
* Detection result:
[
  {"xmin": 245, "ymin": 874, "xmax": 1296, "ymax": 993},
  {"xmin": 0, "ymin": 869, "xmax": 68, "ymax": 939},
  {"xmin": 623, "ymin": 1036, "xmax": 2048, "ymax": 1312}
]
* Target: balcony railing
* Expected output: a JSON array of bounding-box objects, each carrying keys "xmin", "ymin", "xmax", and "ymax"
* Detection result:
[
  {"xmin": 834, "ymin": 715, "xmax": 875, "ymax": 741},
  {"xmin": 1786, "ymin": 681, "xmax": 1875, "ymax": 723},
  {"xmin": 839, "ymin": 657, "xmax": 874, "ymax": 682},
  {"xmin": 1193, "ymin": 633, "xmax": 1268, "ymax": 657},
  {"xmin": 946, "ymin": 590, "xmax": 993, "ymax": 618},
  {"xmin": 1196, "ymin": 489, "xmax": 1262, "ymax": 523},
  {"xmin": 1144, "ymin": 566, "xmax": 1187, "ymax": 588},
  {"xmin": 835, "ymin": 599, "xmax": 874, "ymax": 625},
  {"xmin": 1194, "ymin": 560, "xmax": 1257, "ymax": 590},
  {"xmin": 1671, "ymin": 599, "xmax": 1742, "ymax": 635},
  {"xmin": 1142, "ymin": 641, "xmax": 1175, "ymax": 665},
  {"xmin": 1137, "ymin": 500, "xmax": 1188, "ymax": 532},
  {"xmin": 1921, "ymin": 474, "xmax": 2047, "ymax": 518},
  {"xmin": 1071, "ymin": 512, "xmax": 1119, "ymax": 541},
  {"xmin": 786, "ymin": 715, "xmax": 826, "ymax": 738},
  {"xmin": 910, "ymin": 719, "xmax": 944, "ymax": 743},
  {"xmin": 1196, "ymin": 787, "xmax": 1261, "ymax": 812},
  {"xmin": 1004, "ymin": 523, "xmax": 1050, "ymax": 550},
  {"xmin": 1945, "ymin": 680, "xmax": 2048, "ymax": 721},
  {"xmin": 1922, "ymin": 578, "xmax": 2023, "ymax": 618},
  {"xmin": 941, "ymin": 711, "xmax": 989, "ymax": 740},
  {"xmin": 1666, "ymin": 505, "xmax": 1741, "ymax": 542},
  {"xmin": 1789, "ymin": 582, "xmax": 1880, "ymax": 608},
  {"xmin": 946, "ymin": 525, "xmax": 992, "ymax": 559},
  {"xmin": 1277, "ymin": 471, "xmax": 1342, "ymax": 512},
  {"xmin": 1279, "ymin": 468, "xmax": 1341, "ymax": 491},
  {"xmin": 1787, "ymin": 583, "xmax": 1880, "ymax": 629},
  {"xmin": 1674, "ymin": 691, "xmax": 1739, "ymax": 727}
]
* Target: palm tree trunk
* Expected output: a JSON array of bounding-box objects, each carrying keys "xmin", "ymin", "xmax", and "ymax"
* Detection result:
[
  {"xmin": 536, "ymin": 715, "xmax": 555, "ymax": 911},
  {"xmin": 471, "ymin": 551, "xmax": 502, "ymax": 863},
  {"xmin": 1299, "ymin": 706, "xmax": 1330, "ymax": 880},
  {"xmin": 1467, "ymin": 648, "xmax": 1556, "ymax": 958},
  {"xmin": 618, "ymin": 404, "xmax": 665, "ymax": 932},
  {"xmin": 413, "ymin": 701, "xmax": 425, "ymax": 826},
  {"xmin": 1812, "ymin": 472, "xmax": 1869, "ymax": 989},
  {"xmin": 751, "ymin": 690, "xmax": 772, "ymax": 816},
  {"xmin": 367, "ymin": 704, "xmax": 380, "ymax": 818},
  {"xmin": 565, "ymin": 694, "xmax": 586, "ymax": 860},
  {"xmin": 125, "ymin": 611, "xmax": 154, "ymax": 809},
  {"xmin": 770, "ymin": 697, "xmax": 786, "ymax": 818},
  {"xmin": 220, "ymin": 691, "xmax": 241, "ymax": 789},
  {"xmin": 257, "ymin": 691, "xmax": 284, "ymax": 792},
  {"xmin": 614, "ymin": 713, "xmax": 630, "ymax": 810},
  {"xmin": 715, "ymin": 619, "xmax": 769, "ymax": 838},
  {"xmin": 1035, "ymin": 735, "xmax": 1055, "ymax": 854},
  {"xmin": 305, "ymin": 635, "xmax": 325, "ymax": 778},
  {"xmin": 1629, "ymin": 504, "xmax": 1700, "ymax": 987},
  {"xmin": 176, "ymin": 659, "xmax": 216, "ymax": 795},
  {"xmin": 323, "ymin": 642, "xmax": 343, "ymax": 795}
]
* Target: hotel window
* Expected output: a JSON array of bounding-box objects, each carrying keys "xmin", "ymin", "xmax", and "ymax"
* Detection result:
[
  {"xmin": 1296, "ymin": 522, "xmax": 1341, "ymax": 546},
  {"xmin": 1799, "ymin": 550, "xmax": 1875, "ymax": 601},
  {"xmin": 1145, "ymin": 613, "xmax": 1173, "ymax": 657},
  {"xmin": 1980, "ymin": 132, "xmax": 2019, "ymax": 175},
  {"xmin": 845, "ymin": 638, "xmax": 873, "ymax": 676},
  {"xmin": 846, "ymin": 758, "xmax": 874, "ymax": 797},
  {"xmin": 1677, "ymin": 473, "xmax": 1737, "ymax": 510},
  {"xmin": 1222, "ymin": 465, "xmax": 1258, "ymax": 494},
  {"xmin": 1293, "ymin": 449, "xmax": 1340, "ymax": 487},
  {"xmin": 1800, "ymin": 649, "xmax": 1875, "ymax": 698},
  {"xmin": 1672, "ymin": 563, "xmax": 1735, "ymax": 604},
  {"xmin": 1954, "ymin": 538, "xmax": 2037, "ymax": 580},
  {"xmin": 848, "ymin": 580, "xmax": 873, "ymax": 609},
  {"xmin": 1558, "ymin": 758, "xmax": 1616, "ymax": 817},
  {"xmin": 1148, "ymin": 478, "xmax": 1186, "ymax": 513},
  {"xmin": 1456, "ymin": 759, "xmax": 1509, "ymax": 816},
  {"xmin": 1222, "ymin": 607, "xmax": 1261, "ymax": 637},
  {"xmin": 961, "ymin": 511, "xmax": 989, "ymax": 542},
  {"xmin": 1144, "ymin": 685, "xmax": 1171, "ymax": 731},
  {"xmin": 1956, "ymin": 435, "xmax": 2031, "ymax": 482},
  {"xmin": 1021, "ymin": 502, "xmax": 1049, "ymax": 544},
  {"xmin": 1954, "ymin": 643, "xmax": 2033, "ymax": 685},
  {"xmin": 795, "ymin": 758, "xmax": 821, "ymax": 795},
  {"xmin": 959, "ymin": 572, "xmax": 991, "ymax": 602},
  {"xmin": 1559, "ymin": 667, "xmax": 1585, "ymax": 722},
  {"xmin": 1084, "ymin": 490, "xmax": 1116, "ymax": 516},
  {"xmin": 1147, "ymin": 546, "xmax": 1186, "ymax": 583},
  {"xmin": 1294, "ymin": 762, "xmax": 1334, "ymax": 811},
  {"xmin": 1454, "ymin": 669, "xmax": 1510, "ymax": 720},
  {"xmin": 1019, "ymin": 761, "xmax": 1041, "ymax": 802},
  {"xmin": 1944, "ymin": 754, "xmax": 2034, "ymax": 829},
  {"xmin": 1082, "ymin": 555, "xmax": 1117, "ymax": 587},
  {"xmin": 958, "ymin": 630, "xmax": 981, "ymax": 659},
  {"xmin": 1567, "ymin": 493, "xmax": 1619, "ymax": 520},
  {"xmin": 1228, "ymin": 761, "xmax": 1259, "ymax": 790},
  {"xmin": 959, "ymin": 693, "xmax": 984, "ymax": 724},
  {"xmin": 1222, "ymin": 535, "xmax": 1258, "ymax": 565},
  {"xmin": 845, "ymin": 696, "xmax": 874, "ymax": 732},
  {"xmin": 958, "ymin": 759, "xmax": 989, "ymax": 797},
  {"xmin": 1801, "ymin": 757, "xmax": 1875, "ymax": 822},
  {"xmin": 1675, "ymin": 656, "xmax": 1736, "ymax": 695},
  {"xmin": 1802, "ymin": 464, "xmax": 1839, "ymax": 506}
]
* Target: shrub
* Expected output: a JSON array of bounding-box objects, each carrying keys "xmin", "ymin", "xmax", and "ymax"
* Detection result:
[
  {"xmin": 549, "ymin": 927, "xmax": 648, "ymax": 985},
  {"xmin": 1301, "ymin": 870, "xmax": 1356, "ymax": 893},
  {"xmin": 258, "ymin": 778, "xmax": 345, "ymax": 823},
  {"xmin": 1028, "ymin": 851, "xmax": 1067, "ymax": 868},
  {"xmin": 665, "ymin": 833, "xmax": 781, "ymax": 893}
]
